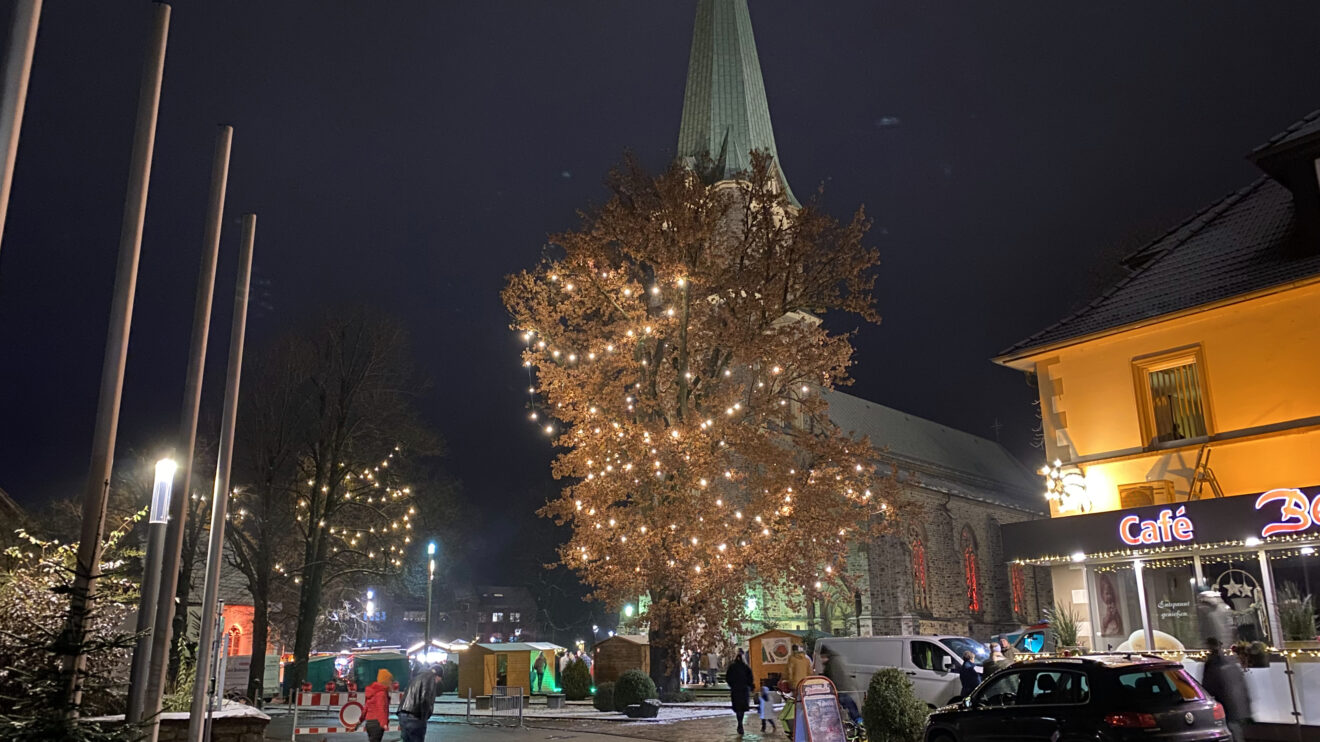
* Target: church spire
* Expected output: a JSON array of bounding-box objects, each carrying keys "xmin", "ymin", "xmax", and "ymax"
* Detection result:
[{"xmin": 676, "ymin": 0, "xmax": 799, "ymax": 206}]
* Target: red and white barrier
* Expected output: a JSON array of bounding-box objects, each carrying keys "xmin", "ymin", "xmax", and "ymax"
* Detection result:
[{"xmin": 291, "ymin": 690, "xmax": 402, "ymax": 738}]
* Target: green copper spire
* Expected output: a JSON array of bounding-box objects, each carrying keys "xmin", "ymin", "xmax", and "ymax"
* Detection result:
[{"xmin": 677, "ymin": 0, "xmax": 798, "ymax": 206}]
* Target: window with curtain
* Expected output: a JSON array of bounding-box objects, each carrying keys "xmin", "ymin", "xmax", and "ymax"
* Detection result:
[
  {"xmin": 962, "ymin": 527, "xmax": 981, "ymax": 614},
  {"xmin": 1147, "ymin": 361, "xmax": 1207, "ymax": 442}
]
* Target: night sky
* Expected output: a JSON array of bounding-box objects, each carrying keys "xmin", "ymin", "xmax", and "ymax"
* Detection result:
[{"xmin": 1, "ymin": 2, "xmax": 1318, "ymax": 580}]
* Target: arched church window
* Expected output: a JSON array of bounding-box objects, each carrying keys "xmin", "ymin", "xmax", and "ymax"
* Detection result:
[
  {"xmin": 910, "ymin": 532, "xmax": 930, "ymax": 613},
  {"xmin": 227, "ymin": 624, "xmax": 243, "ymax": 657},
  {"xmin": 1010, "ymin": 563, "xmax": 1027, "ymax": 619},
  {"xmin": 961, "ymin": 527, "xmax": 981, "ymax": 614}
]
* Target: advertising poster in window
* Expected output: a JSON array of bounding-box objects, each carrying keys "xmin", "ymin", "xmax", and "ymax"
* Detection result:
[{"xmin": 761, "ymin": 636, "xmax": 792, "ymax": 666}]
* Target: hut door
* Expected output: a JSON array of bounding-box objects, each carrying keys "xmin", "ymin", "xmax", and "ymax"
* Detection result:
[
  {"xmin": 497, "ymin": 654, "xmax": 509, "ymax": 687},
  {"xmin": 483, "ymin": 655, "xmax": 498, "ymax": 694}
]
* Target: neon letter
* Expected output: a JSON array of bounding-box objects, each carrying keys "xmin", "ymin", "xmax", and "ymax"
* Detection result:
[{"xmin": 1258, "ymin": 488, "xmax": 1311, "ymax": 538}]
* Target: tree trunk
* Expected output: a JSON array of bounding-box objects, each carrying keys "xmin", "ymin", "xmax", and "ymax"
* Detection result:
[
  {"xmin": 246, "ymin": 570, "xmax": 269, "ymax": 701},
  {"xmin": 284, "ymin": 535, "xmax": 328, "ymax": 694},
  {"xmin": 648, "ymin": 617, "xmax": 681, "ymax": 697},
  {"xmin": 168, "ymin": 557, "xmax": 195, "ymax": 681}
]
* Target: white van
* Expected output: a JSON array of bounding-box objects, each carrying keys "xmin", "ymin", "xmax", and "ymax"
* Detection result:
[{"xmin": 815, "ymin": 635, "xmax": 989, "ymax": 707}]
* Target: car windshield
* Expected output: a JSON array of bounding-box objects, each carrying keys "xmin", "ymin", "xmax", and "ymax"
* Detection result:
[
  {"xmin": 942, "ymin": 637, "xmax": 989, "ymax": 663},
  {"xmin": 1114, "ymin": 667, "xmax": 1204, "ymax": 709}
]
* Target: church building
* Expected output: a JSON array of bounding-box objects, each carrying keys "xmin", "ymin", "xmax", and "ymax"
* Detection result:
[{"xmin": 672, "ymin": 0, "xmax": 1051, "ymax": 642}]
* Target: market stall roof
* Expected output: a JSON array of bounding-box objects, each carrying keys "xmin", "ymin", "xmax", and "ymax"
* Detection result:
[{"xmin": 473, "ymin": 642, "xmax": 564, "ymax": 652}]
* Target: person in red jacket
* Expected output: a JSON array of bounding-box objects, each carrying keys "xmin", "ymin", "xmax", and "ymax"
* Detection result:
[{"xmin": 364, "ymin": 668, "xmax": 393, "ymax": 742}]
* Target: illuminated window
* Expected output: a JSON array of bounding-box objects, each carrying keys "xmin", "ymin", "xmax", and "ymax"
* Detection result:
[
  {"xmin": 509, "ymin": 612, "xmax": 521, "ymax": 623},
  {"xmin": 1010, "ymin": 564, "xmax": 1027, "ymax": 619},
  {"xmin": 492, "ymin": 612, "xmax": 505, "ymax": 623},
  {"xmin": 910, "ymin": 533, "xmax": 930, "ymax": 613},
  {"xmin": 962, "ymin": 527, "xmax": 981, "ymax": 614},
  {"xmin": 227, "ymin": 625, "xmax": 243, "ymax": 656},
  {"xmin": 1133, "ymin": 348, "xmax": 1210, "ymax": 446}
]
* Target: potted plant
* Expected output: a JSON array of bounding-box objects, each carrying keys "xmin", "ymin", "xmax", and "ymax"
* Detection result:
[
  {"xmin": 1045, "ymin": 602, "xmax": 1081, "ymax": 655},
  {"xmin": 1279, "ymin": 583, "xmax": 1319, "ymax": 649}
]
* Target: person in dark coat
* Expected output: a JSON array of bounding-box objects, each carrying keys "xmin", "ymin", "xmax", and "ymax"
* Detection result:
[
  {"xmin": 725, "ymin": 649, "xmax": 755, "ymax": 736},
  {"xmin": 1202, "ymin": 637, "xmax": 1251, "ymax": 742},
  {"xmin": 957, "ymin": 650, "xmax": 982, "ymax": 698}
]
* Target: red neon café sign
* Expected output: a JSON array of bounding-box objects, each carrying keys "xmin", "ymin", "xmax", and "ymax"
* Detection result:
[{"xmin": 1117, "ymin": 488, "xmax": 1320, "ymax": 547}]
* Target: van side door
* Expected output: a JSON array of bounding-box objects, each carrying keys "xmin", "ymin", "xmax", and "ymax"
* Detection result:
[{"xmin": 907, "ymin": 639, "xmax": 959, "ymax": 706}]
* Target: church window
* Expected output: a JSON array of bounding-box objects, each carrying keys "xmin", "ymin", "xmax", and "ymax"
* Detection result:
[
  {"xmin": 962, "ymin": 527, "xmax": 981, "ymax": 614},
  {"xmin": 1010, "ymin": 564, "xmax": 1027, "ymax": 619},
  {"xmin": 227, "ymin": 624, "xmax": 243, "ymax": 656},
  {"xmin": 911, "ymin": 534, "xmax": 930, "ymax": 613}
]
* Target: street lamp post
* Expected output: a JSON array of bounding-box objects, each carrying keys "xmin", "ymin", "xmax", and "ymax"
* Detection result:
[
  {"xmin": 365, "ymin": 589, "xmax": 375, "ymax": 646},
  {"xmin": 125, "ymin": 458, "xmax": 176, "ymax": 723},
  {"xmin": 426, "ymin": 541, "xmax": 436, "ymax": 655}
]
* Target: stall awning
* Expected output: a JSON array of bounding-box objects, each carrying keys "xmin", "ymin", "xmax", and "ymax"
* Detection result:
[{"xmin": 1002, "ymin": 484, "xmax": 1320, "ymax": 563}]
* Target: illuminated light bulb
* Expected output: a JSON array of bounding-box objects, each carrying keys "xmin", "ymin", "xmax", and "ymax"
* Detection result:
[
  {"xmin": 670, "ymin": 429, "xmax": 679, "ymax": 438},
  {"xmin": 762, "ymin": 528, "xmax": 770, "ymax": 536},
  {"xmin": 626, "ymin": 330, "xmax": 634, "ymax": 337},
  {"xmin": 772, "ymin": 366, "xmax": 781, "ymax": 374},
  {"xmin": 537, "ymin": 340, "xmax": 546, "ymax": 349},
  {"xmin": 855, "ymin": 464, "xmax": 863, "ymax": 471},
  {"xmin": 528, "ymin": 386, "xmax": 536, "ymax": 394},
  {"xmin": 606, "ymin": 344, "xmax": 615, "ymax": 352},
  {"xmin": 694, "ymin": 565, "xmax": 701, "ymax": 572},
  {"xmin": 588, "ymin": 352, "xmax": 596, "ymax": 360},
  {"xmin": 544, "ymin": 425, "xmax": 554, "ymax": 434},
  {"xmin": 565, "ymin": 283, "xmax": 574, "ymax": 291},
  {"xmin": 552, "ymin": 350, "xmax": 560, "ymax": 358},
  {"xmin": 723, "ymin": 369, "xmax": 731, "ymax": 377},
  {"xmin": 651, "ymin": 286, "xmax": 660, "ymax": 295},
  {"xmin": 666, "ymin": 308, "xmax": 675, "ymax": 317},
  {"xmin": 801, "ymin": 385, "xmax": 809, "ymax": 393},
  {"xmin": 715, "ymin": 498, "xmax": 723, "ymax": 506},
  {"xmin": 726, "ymin": 407, "xmax": 734, "ymax": 415},
  {"xmin": 644, "ymin": 326, "xmax": 652, "ymax": 334},
  {"xmin": 523, "ymin": 332, "xmax": 532, "ymax": 341},
  {"xmin": 814, "ymin": 581, "xmax": 822, "ymax": 589}
]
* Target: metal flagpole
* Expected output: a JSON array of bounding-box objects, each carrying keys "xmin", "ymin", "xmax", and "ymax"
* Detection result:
[
  {"xmin": 62, "ymin": 1, "xmax": 170, "ymax": 710},
  {"xmin": 187, "ymin": 213, "xmax": 255, "ymax": 742},
  {"xmin": 142, "ymin": 124, "xmax": 232, "ymax": 742},
  {"xmin": 0, "ymin": 0, "xmax": 41, "ymax": 254}
]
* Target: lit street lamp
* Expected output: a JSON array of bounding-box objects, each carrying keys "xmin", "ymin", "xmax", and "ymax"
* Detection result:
[
  {"xmin": 365, "ymin": 589, "xmax": 375, "ymax": 646},
  {"xmin": 426, "ymin": 541, "xmax": 436, "ymax": 655},
  {"xmin": 126, "ymin": 458, "xmax": 176, "ymax": 723}
]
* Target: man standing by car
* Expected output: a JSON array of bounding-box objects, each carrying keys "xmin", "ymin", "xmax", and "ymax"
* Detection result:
[
  {"xmin": 999, "ymin": 637, "xmax": 1018, "ymax": 662},
  {"xmin": 1202, "ymin": 636, "xmax": 1251, "ymax": 741},
  {"xmin": 397, "ymin": 664, "xmax": 439, "ymax": 742}
]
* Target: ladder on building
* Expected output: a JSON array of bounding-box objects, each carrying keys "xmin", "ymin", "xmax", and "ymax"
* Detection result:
[{"xmin": 1188, "ymin": 445, "xmax": 1225, "ymax": 500}]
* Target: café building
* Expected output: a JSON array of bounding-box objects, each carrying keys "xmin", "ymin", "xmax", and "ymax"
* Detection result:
[{"xmin": 996, "ymin": 108, "xmax": 1320, "ymax": 656}]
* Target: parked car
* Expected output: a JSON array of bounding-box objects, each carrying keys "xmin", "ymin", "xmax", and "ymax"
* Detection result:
[
  {"xmin": 924, "ymin": 654, "xmax": 1231, "ymax": 741},
  {"xmin": 815, "ymin": 635, "xmax": 989, "ymax": 708},
  {"xmin": 990, "ymin": 621, "xmax": 1055, "ymax": 654}
]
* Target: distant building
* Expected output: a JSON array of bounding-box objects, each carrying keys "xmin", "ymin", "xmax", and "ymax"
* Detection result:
[
  {"xmin": 995, "ymin": 109, "xmax": 1320, "ymax": 652},
  {"xmin": 446, "ymin": 585, "xmax": 539, "ymax": 643}
]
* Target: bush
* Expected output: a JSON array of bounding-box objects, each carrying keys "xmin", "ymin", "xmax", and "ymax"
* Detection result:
[
  {"xmin": 660, "ymin": 688, "xmax": 696, "ymax": 703},
  {"xmin": 862, "ymin": 668, "xmax": 929, "ymax": 742},
  {"xmin": 561, "ymin": 658, "xmax": 592, "ymax": 701},
  {"xmin": 592, "ymin": 681, "xmax": 616, "ymax": 712},
  {"xmin": 613, "ymin": 668, "xmax": 658, "ymax": 712}
]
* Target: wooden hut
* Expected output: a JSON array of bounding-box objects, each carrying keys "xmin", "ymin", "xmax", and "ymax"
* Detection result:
[
  {"xmin": 591, "ymin": 634, "xmax": 649, "ymax": 684},
  {"xmin": 747, "ymin": 629, "xmax": 804, "ymax": 688},
  {"xmin": 457, "ymin": 642, "xmax": 564, "ymax": 698}
]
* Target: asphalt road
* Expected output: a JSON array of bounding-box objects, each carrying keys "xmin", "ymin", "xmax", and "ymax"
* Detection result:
[{"xmin": 266, "ymin": 716, "xmax": 644, "ymax": 741}]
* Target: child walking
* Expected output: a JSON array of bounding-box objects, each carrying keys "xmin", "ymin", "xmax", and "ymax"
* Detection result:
[{"xmin": 758, "ymin": 683, "xmax": 779, "ymax": 734}]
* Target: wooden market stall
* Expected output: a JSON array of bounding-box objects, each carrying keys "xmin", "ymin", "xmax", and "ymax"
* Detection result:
[
  {"xmin": 457, "ymin": 642, "xmax": 565, "ymax": 698},
  {"xmin": 747, "ymin": 629, "xmax": 804, "ymax": 688},
  {"xmin": 591, "ymin": 634, "xmax": 649, "ymax": 684}
]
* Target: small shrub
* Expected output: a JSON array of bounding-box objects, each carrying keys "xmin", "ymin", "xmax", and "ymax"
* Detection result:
[
  {"xmin": 660, "ymin": 688, "xmax": 696, "ymax": 703},
  {"xmin": 613, "ymin": 668, "xmax": 658, "ymax": 712},
  {"xmin": 862, "ymin": 668, "xmax": 929, "ymax": 742},
  {"xmin": 592, "ymin": 681, "xmax": 616, "ymax": 712},
  {"xmin": 561, "ymin": 658, "xmax": 592, "ymax": 701}
]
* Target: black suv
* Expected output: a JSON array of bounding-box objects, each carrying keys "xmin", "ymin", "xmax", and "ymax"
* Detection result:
[{"xmin": 924, "ymin": 655, "xmax": 1230, "ymax": 741}]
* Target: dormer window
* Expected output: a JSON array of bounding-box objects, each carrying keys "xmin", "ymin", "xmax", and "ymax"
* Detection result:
[{"xmin": 1133, "ymin": 347, "xmax": 1210, "ymax": 446}]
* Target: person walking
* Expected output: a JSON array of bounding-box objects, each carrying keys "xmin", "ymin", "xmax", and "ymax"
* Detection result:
[
  {"xmin": 957, "ymin": 650, "xmax": 981, "ymax": 698},
  {"xmin": 532, "ymin": 651, "xmax": 548, "ymax": 694},
  {"xmin": 758, "ymin": 683, "xmax": 779, "ymax": 735},
  {"xmin": 821, "ymin": 646, "xmax": 860, "ymax": 723},
  {"xmin": 397, "ymin": 664, "xmax": 439, "ymax": 742},
  {"xmin": 726, "ymin": 649, "xmax": 754, "ymax": 736},
  {"xmin": 787, "ymin": 644, "xmax": 812, "ymax": 693},
  {"xmin": 363, "ymin": 668, "xmax": 392, "ymax": 742},
  {"xmin": 1202, "ymin": 636, "xmax": 1252, "ymax": 742}
]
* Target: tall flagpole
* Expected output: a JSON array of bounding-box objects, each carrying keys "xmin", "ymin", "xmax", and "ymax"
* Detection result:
[
  {"xmin": 141, "ymin": 124, "xmax": 232, "ymax": 742},
  {"xmin": 62, "ymin": 1, "xmax": 170, "ymax": 710},
  {"xmin": 0, "ymin": 0, "xmax": 41, "ymax": 255},
  {"xmin": 187, "ymin": 214, "xmax": 256, "ymax": 742}
]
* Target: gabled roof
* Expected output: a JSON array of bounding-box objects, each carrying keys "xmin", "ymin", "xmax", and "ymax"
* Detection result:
[
  {"xmin": 474, "ymin": 641, "xmax": 563, "ymax": 653},
  {"xmin": 1251, "ymin": 108, "xmax": 1320, "ymax": 161},
  {"xmin": 676, "ymin": 0, "xmax": 798, "ymax": 206},
  {"xmin": 822, "ymin": 389, "xmax": 1042, "ymax": 511},
  {"xmin": 1000, "ymin": 112, "xmax": 1320, "ymax": 360}
]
